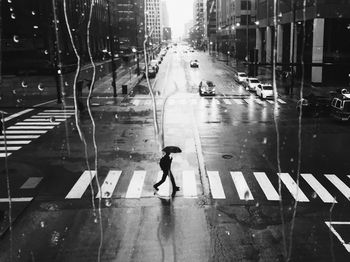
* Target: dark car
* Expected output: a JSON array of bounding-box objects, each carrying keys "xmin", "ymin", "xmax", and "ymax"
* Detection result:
[
  {"xmin": 190, "ymin": 60, "xmax": 199, "ymax": 68},
  {"xmin": 330, "ymin": 90, "xmax": 350, "ymax": 121},
  {"xmin": 199, "ymin": 80, "xmax": 216, "ymax": 96},
  {"xmin": 296, "ymin": 93, "xmax": 331, "ymax": 116},
  {"xmin": 143, "ymin": 67, "xmax": 156, "ymax": 78}
]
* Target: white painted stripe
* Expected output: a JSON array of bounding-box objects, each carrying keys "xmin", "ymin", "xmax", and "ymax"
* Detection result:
[
  {"xmin": 266, "ymin": 100, "xmax": 275, "ymax": 104},
  {"xmin": 24, "ymin": 119, "xmax": 65, "ymax": 122},
  {"xmin": 254, "ymin": 98, "xmax": 265, "ymax": 105},
  {"xmin": 4, "ymin": 130, "xmax": 47, "ymax": 134},
  {"xmin": 0, "ymin": 197, "xmax": 33, "ymax": 202},
  {"xmin": 233, "ymin": 99, "xmax": 243, "ymax": 105},
  {"xmin": 38, "ymin": 112, "xmax": 74, "ymax": 115},
  {"xmin": 15, "ymin": 122, "xmax": 60, "ymax": 126},
  {"xmin": 326, "ymin": 174, "xmax": 350, "ymax": 200},
  {"xmin": 96, "ymin": 170, "xmax": 122, "ymax": 198},
  {"xmin": 0, "ymin": 153, "xmax": 12, "ymax": 157},
  {"xmin": 31, "ymin": 115, "xmax": 69, "ymax": 119},
  {"xmin": 3, "ymin": 109, "xmax": 33, "ymax": 123},
  {"xmin": 155, "ymin": 171, "xmax": 170, "ymax": 197},
  {"xmin": 125, "ymin": 170, "xmax": 146, "ymax": 198},
  {"xmin": 207, "ymin": 171, "xmax": 226, "ymax": 199},
  {"xmin": 65, "ymin": 170, "xmax": 96, "ymax": 199},
  {"xmin": 20, "ymin": 177, "xmax": 43, "ymax": 189},
  {"xmin": 253, "ymin": 172, "xmax": 280, "ymax": 201},
  {"xmin": 0, "ymin": 135, "xmax": 40, "ymax": 139},
  {"xmin": 143, "ymin": 100, "xmax": 151, "ymax": 106},
  {"xmin": 223, "ymin": 99, "xmax": 232, "ymax": 105},
  {"xmin": 230, "ymin": 171, "xmax": 254, "ymax": 200},
  {"xmin": 0, "ymin": 146, "xmax": 21, "ymax": 151},
  {"xmin": 244, "ymin": 99, "xmax": 254, "ymax": 104},
  {"xmin": 8, "ymin": 126, "xmax": 55, "ymax": 130},
  {"xmin": 133, "ymin": 99, "xmax": 141, "ymax": 106},
  {"xmin": 215, "ymin": 99, "xmax": 221, "ymax": 105},
  {"xmin": 0, "ymin": 140, "xmax": 31, "ymax": 145},
  {"xmin": 325, "ymin": 221, "xmax": 350, "ymax": 253},
  {"xmin": 43, "ymin": 110, "xmax": 75, "ymax": 113},
  {"xmin": 278, "ymin": 173, "xmax": 309, "ymax": 202},
  {"xmin": 183, "ymin": 170, "xmax": 198, "ymax": 198},
  {"xmin": 301, "ymin": 173, "xmax": 337, "ymax": 203},
  {"xmin": 277, "ymin": 98, "xmax": 286, "ymax": 104},
  {"xmin": 33, "ymin": 99, "xmax": 56, "ymax": 107}
]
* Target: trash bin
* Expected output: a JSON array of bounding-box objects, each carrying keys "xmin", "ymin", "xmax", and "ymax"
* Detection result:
[{"xmin": 122, "ymin": 84, "xmax": 127, "ymax": 94}]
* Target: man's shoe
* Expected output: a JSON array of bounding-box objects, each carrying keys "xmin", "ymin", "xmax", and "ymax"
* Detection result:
[{"xmin": 153, "ymin": 185, "xmax": 159, "ymax": 191}]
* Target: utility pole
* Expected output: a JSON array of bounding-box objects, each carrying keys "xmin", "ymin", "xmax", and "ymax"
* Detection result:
[
  {"xmin": 290, "ymin": 0, "xmax": 296, "ymax": 95},
  {"xmin": 107, "ymin": 0, "xmax": 117, "ymax": 97},
  {"xmin": 134, "ymin": 2, "xmax": 140, "ymax": 75}
]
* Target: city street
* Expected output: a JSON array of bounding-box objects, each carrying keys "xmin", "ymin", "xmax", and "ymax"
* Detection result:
[{"xmin": 0, "ymin": 46, "xmax": 350, "ymax": 261}]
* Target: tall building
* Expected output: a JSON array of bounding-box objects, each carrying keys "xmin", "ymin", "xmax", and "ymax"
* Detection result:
[
  {"xmin": 216, "ymin": 0, "xmax": 257, "ymax": 60},
  {"xmin": 191, "ymin": 0, "xmax": 205, "ymax": 49},
  {"xmin": 145, "ymin": 0, "xmax": 161, "ymax": 44},
  {"xmin": 256, "ymin": 0, "xmax": 350, "ymax": 85},
  {"xmin": 204, "ymin": 0, "xmax": 217, "ymax": 52},
  {"xmin": 184, "ymin": 20, "xmax": 194, "ymax": 39}
]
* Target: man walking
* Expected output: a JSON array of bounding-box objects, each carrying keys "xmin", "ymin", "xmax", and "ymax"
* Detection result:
[{"xmin": 153, "ymin": 150, "xmax": 180, "ymax": 197}]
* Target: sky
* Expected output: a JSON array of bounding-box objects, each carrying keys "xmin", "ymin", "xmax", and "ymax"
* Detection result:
[{"xmin": 165, "ymin": 0, "xmax": 194, "ymax": 38}]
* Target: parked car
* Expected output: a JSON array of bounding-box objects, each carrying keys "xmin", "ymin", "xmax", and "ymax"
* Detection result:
[
  {"xmin": 190, "ymin": 59, "xmax": 199, "ymax": 68},
  {"xmin": 256, "ymin": 84, "xmax": 274, "ymax": 99},
  {"xmin": 296, "ymin": 93, "xmax": 330, "ymax": 116},
  {"xmin": 330, "ymin": 90, "xmax": 350, "ymax": 121},
  {"xmin": 144, "ymin": 67, "xmax": 156, "ymax": 78},
  {"xmin": 243, "ymin": 78, "xmax": 261, "ymax": 92},
  {"xmin": 150, "ymin": 60, "xmax": 159, "ymax": 72},
  {"xmin": 234, "ymin": 72, "xmax": 248, "ymax": 83},
  {"xmin": 199, "ymin": 80, "xmax": 216, "ymax": 96}
]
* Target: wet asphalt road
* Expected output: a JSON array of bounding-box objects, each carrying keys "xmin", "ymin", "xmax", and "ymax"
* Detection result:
[{"xmin": 0, "ymin": 46, "xmax": 349, "ymax": 261}]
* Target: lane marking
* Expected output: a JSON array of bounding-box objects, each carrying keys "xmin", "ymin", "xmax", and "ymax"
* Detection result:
[
  {"xmin": 325, "ymin": 174, "xmax": 350, "ymax": 200},
  {"xmin": 183, "ymin": 170, "xmax": 198, "ymax": 198},
  {"xmin": 254, "ymin": 98, "xmax": 265, "ymax": 105},
  {"xmin": 65, "ymin": 170, "xmax": 96, "ymax": 199},
  {"xmin": 14, "ymin": 122, "xmax": 60, "ymax": 126},
  {"xmin": 0, "ymin": 146, "xmax": 21, "ymax": 151},
  {"xmin": 8, "ymin": 126, "xmax": 55, "ymax": 130},
  {"xmin": 0, "ymin": 153, "xmax": 12, "ymax": 157},
  {"xmin": 223, "ymin": 99, "xmax": 232, "ymax": 105},
  {"xmin": 207, "ymin": 171, "xmax": 226, "ymax": 199},
  {"xmin": 277, "ymin": 98, "xmax": 286, "ymax": 104},
  {"xmin": 125, "ymin": 170, "xmax": 146, "ymax": 198},
  {"xmin": 232, "ymin": 99, "xmax": 243, "ymax": 104},
  {"xmin": 0, "ymin": 197, "xmax": 33, "ymax": 202},
  {"xmin": 230, "ymin": 171, "xmax": 254, "ymax": 200},
  {"xmin": 266, "ymin": 100, "xmax": 275, "ymax": 104},
  {"xmin": 3, "ymin": 109, "xmax": 33, "ymax": 123},
  {"xmin": 43, "ymin": 110, "xmax": 75, "ymax": 113},
  {"xmin": 132, "ymin": 99, "xmax": 140, "ymax": 106},
  {"xmin": 31, "ymin": 115, "xmax": 69, "ymax": 119},
  {"xmin": 0, "ymin": 135, "xmax": 40, "ymax": 139},
  {"xmin": 4, "ymin": 130, "xmax": 48, "ymax": 134},
  {"xmin": 253, "ymin": 172, "xmax": 280, "ymax": 201},
  {"xmin": 96, "ymin": 170, "xmax": 122, "ymax": 199},
  {"xmin": 155, "ymin": 171, "xmax": 170, "ymax": 197},
  {"xmin": 0, "ymin": 140, "xmax": 31, "ymax": 145},
  {"xmin": 24, "ymin": 119, "xmax": 65, "ymax": 122},
  {"xmin": 278, "ymin": 173, "xmax": 309, "ymax": 202},
  {"xmin": 301, "ymin": 173, "xmax": 337, "ymax": 203},
  {"xmin": 20, "ymin": 177, "xmax": 43, "ymax": 189},
  {"xmin": 325, "ymin": 221, "xmax": 350, "ymax": 253}
]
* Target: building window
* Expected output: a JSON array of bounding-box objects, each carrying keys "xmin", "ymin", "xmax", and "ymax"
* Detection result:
[
  {"xmin": 241, "ymin": 0, "xmax": 251, "ymax": 10},
  {"xmin": 240, "ymin": 15, "xmax": 251, "ymax": 25}
]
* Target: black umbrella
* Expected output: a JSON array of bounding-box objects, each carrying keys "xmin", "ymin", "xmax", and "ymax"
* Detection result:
[{"xmin": 162, "ymin": 146, "xmax": 182, "ymax": 153}]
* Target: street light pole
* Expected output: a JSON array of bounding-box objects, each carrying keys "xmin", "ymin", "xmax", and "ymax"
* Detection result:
[
  {"xmin": 107, "ymin": 0, "xmax": 117, "ymax": 97},
  {"xmin": 290, "ymin": 0, "xmax": 296, "ymax": 95}
]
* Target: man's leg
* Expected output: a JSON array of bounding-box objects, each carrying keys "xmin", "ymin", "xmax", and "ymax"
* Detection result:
[
  {"xmin": 153, "ymin": 170, "xmax": 167, "ymax": 190},
  {"xmin": 168, "ymin": 171, "xmax": 180, "ymax": 193}
]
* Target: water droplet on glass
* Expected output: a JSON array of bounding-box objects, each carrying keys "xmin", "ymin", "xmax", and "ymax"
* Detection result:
[
  {"xmin": 225, "ymin": 231, "xmax": 230, "ymax": 235},
  {"xmin": 11, "ymin": 13, "xmax": 16, "ymax": 19},
  {"xmin": 21, "ymin": 81, "xmax": 28, "ymax": 88},
  {"xmin": 252, "ymin": 233, "xmax": 255, "ymax": 238},
  {"xmin": 313, "ymin": 134, "xmax": 317, "ymax": 138},
  {"xmin": 8, "ymin": 0, "xmax": 12, "ymax": 3},
  {"xmin": 64, "ymin": 81, "xmax": 69, "ymax": 86},
  {"xmin": 311, "ymin": 192, "xmax": 317, "ymax": 199},
  {"xmin": 49, "ymin": 117, "xmax": 56, "ymax": 123},
  {"xmin": 94, "ymin": 218, "xmax": 98, "ymax": 223},
  {"xmin": 13, "ymin": 35, "xmax": 19, "ymax": 43},
  {"xmin": 44, "ymin": 49, "xmax": 48, "ymax": 55},
  {"xmin": 262, "ymin": 137, "xmax": 267, "ymax": 144},
  {"xmin": 105, "ymin": 199, "xmax": 112, "ymax": 207},
  {"xmin": 40, "ymin": 221, "xmax": 45, "ymax": 228},
  {"xmin": 32, "ymin": 10, "xmax": 36, "ymax": 15},
  {"xmin": 16, "ymin": 99, "xmax": 22, "ymax": 103},
  {"xmin": 115, "ymin": 114, "xmax": 118, "ymax": 119},
  {"xmin": 38, "ymin": 83, "xmax": 44, "ymax": 91},
  {"xmin": 290, "ymin": 158, "xmax": 294, "ymax": 162},
  {"xmin": 244, "ymin": 191, "xmax": 250, "ymax": 201},
  {"xmin": 12, "ymin": 89, "xmax": 17, "ymax": 95},
  {"xmin": 255, "ymin": 202, "xmax": 260, "ymax": 207}
]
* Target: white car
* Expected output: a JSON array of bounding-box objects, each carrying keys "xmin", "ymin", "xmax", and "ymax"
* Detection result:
[
  {"xmin": 244, "ymin": 78, "xmax": 261, "ymax": 92},
  {"xmin": 256, "ymin": 84, "xmax": 274, "ymax": 99},
  {"xmin": 199, "ymin": 80, "xmax": 216, "ymax": 96},
  {"xmin": 190, "ymin": 59, "xmax": 199, "ymax": 67},
  {"xmin": 235, "ymin": 72, "xmax": 248, "ymax": 83}
]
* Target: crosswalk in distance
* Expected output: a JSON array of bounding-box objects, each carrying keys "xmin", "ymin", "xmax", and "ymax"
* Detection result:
[
  {"xmin": 124, "ymin": 97, "xmax": 287, "ymax": 107},
  {"xmin": 62, "ymin": 169, "xmax": 350, "ymax": 205},
  {"xmin": 0, "ymin": 109, "xmax": 75, "ymax": 158}
]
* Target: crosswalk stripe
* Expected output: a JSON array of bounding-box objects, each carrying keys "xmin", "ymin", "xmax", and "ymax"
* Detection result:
[
  {"xmin": 278, "ymin": 173, "xmax": 309, "ymax": 202},
  {"xmin": 0, "ymin": 140, "xmax": 31, "ymax": 145},
  {"xmin": 143, "ymin": 100, "xmax": 151, "ymax": 106},
  {"xmin": 325, "ymin": 174, "xmax": 350, "ymax": 200},
  {"xmin": 31, "ymin": 115, "xmax": 69, "ymax": 119},
  {"xmin": 266, "ymin": 100, "xmax": 275, "ymax": 104},
  {"xmin": 39, "ymin": 112, "xmax": 75, "ymax": 115},
  {"xmin": 24, "ymin": 119, "xmax": 65, "ymax": 122},
  {"xmin": 0, "ymin": 153, "xmax": 12, "ymax": 157},
  {"xmin": 125, "ymin": 170, "xmax": 146, "ymax": 198},
  {"xmin": 215, "ymin": 99, "xmax": 221, "ymax": 105},
  {"xmin": 133, "ymin": 99, "xmax": 140, "ymax": 106},
  {"xmin": 8, "ymin": 126, "xmax": 55, "ymax": 130},
  {"xmin": 0, "ymin": 146, "xmax": 21, "ymax": 151},
  {"xmin": 0, "ymin": 197, "xmax": 33, "ymax": 202},
  {"xmin": 254, "ymin": 98, "xmax": 265, "ymax": 105},
  {"xmin": 65, "ymin": 170, "xmax": 96, "ymax": 199},
  {"xmin": 0, "ymin": 135, "xmax": 40, "ymax": 139},
  {"xmin": 4, "ymin": 130, "xmax": 48, "ymax": 134},
  {"xmin": 207, "ymin": 171, "xmax": 225, "ymax": 199},
  {"xmin": 96, "ymin": 170, "xmax": 122, "ymax": 199},
  {"xmin": 43, "ymin": 110, "xmax": 75, "ymax": 113},
  {"xmin": 244, "ymin": 99, "xmax": 254, "ymax": 104},
  {"xmin": 277, "ymin": 98, "xmax": 286, "ymax": 104},
  {"xmin": 301, "ymin": 173, "xmax": 336, "ymax": 203},
  {"xmin": 223, "ymin": 99, "xmax": 232, "ymax": 105},
  {"xmin": 155, "ymin": 171, "xmax": 170, "ymax": 197},
  {"xmin": 254, "ymin": 172, "xmax": 280, "ymax": 201},
  {"xmin": 230, "ymin": 171, "xmax": 254, "ymax": 200},
  {"xmin": 20, "ymin": 177, "xmax": 43, "ymax": 189},
  {"xmin": 232, "ymin": 99, "xmax": 243, "ymax": 105},
  {"xmin": 14, "ymin": 122, "xmax": 60, "ymax": 126},
  {"xmin": 183, "ymin": 170, "xmax": 197, "ymax": 198}
]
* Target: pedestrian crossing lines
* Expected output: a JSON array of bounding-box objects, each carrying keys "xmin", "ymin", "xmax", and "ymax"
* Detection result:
[
  {"xmin": 127, "ymin": 97, "xmax": 287, "ymax": 108},
  {"xmin": 0, "ymin": 109, "xmax": 75, "ymax": 158}
]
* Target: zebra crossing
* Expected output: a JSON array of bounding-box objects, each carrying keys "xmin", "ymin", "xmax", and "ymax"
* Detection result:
[
  {"xmin": 62, "ymin": 169, "xmax": 350, "ymax": 204},
  {"xmin": 125, "ymin": 97, "xmax": 287, "ymax": 107},
  {"xmin": 0, "ymin": 109, "xmax": 75, "ymax": 157}
]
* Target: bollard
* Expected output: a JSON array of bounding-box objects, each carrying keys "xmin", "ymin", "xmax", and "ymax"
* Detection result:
[{"xmin": 122, "ymin": 84, "xmax": 127, "ymax": 94}]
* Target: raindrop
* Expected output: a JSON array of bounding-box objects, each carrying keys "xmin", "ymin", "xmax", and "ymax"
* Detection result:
[
  {"xmin": 218, "ymin": 213, "xmax": 221, "ymax": 217},
  {"xmin": 115, "ymin": 114, "xmax": 118, "ymax": 119},
  {"xmin": 252, "ymin": 233, "xmax": 255, "ymax": 238},
  {"xmin": 104, "ymin": 191, "xmax": 110, "ymax": 197},
  {"xmin": 21, "ymin": 81, "xmax": 28, "ymax": 88},
  {"xmin": 11, "ymin": 13, "xmax": 16, "ymax": 19},
  {"xmin": 31, "ymin": 10, "xmax": 36, "ymax": 15},
  {"xmin": 38, "ymin": 83, "xmax": 44, "ymax": 91},
  {"xmin": 8, "ymin": 0, "xmax": 12, "ymax": 3},
  {"xmin": 244, "ymin": 191, "xmax": 250, "ymax": 201},
  {"xmin": 311, "ymin": 192, "xmax": 317, "ymax": 199},
  {"xmin": 290, "ymin": 158, "xmax": 294, "ymax": 162},
  {"xmin": 12, "ymin": 90, "xmax": 16, "ymax": 95},
  {"xmin": 262, "ymin": 137, "xmax": 267, "ymax": 144},
  {"xmin": 225, "ymin": 231, "xmax": 230, "ymax": 235},
  {"xmin": 105, "ymin": 199, "xmax": 112, "ymax": 207},
  {"xmin": 49, "ymin": 117, "xmax": 56, "ymax": 123},
  {"xmin": 132, "ymin": 147, "xmax": 135, "ymax": 151},
  {"xmin": 94, "ymin": 218, "xmax": 98, "ymax": 223},
  {"xmin": 262, "ymin": 153, "xmax": 266, "ymax": 158},
  {"xmin": 13, "ymin": 35, "xmax": 19, "ymax": 43},
  {"xmin": 16, "ymin": 99, "xmax": 22, "ymax": 103},
  {"xmin": 17, "ymin": 249, "xmax": 21, "ymax": 258},
  {"xmin": 255, "ymin": 202, "xmax": 260, "ymax": 207},
  {"xmin": 40, "ymin": 221, "xmax": 45, "ymax": 228},
  {"xmin": 57, "ymin": 69, "xmax": 61, "ymax": 74},
  {"xmin": 44, "ymin": 50, "xmax": 48, "ymax": 55},
  {"xmin": 313, "ymin": 134, "xmax": 317, "ymax": 138},
  {"xmin": 64, "ymin": 81, "xmax": 69, "ymax": 86},
  {"xmin": 9, "ymin": 7, "xmax": 13, "ymax": 12},
  {"xmin": 129, "ymin": 155, "xmax": 132, "ymax": 159}
]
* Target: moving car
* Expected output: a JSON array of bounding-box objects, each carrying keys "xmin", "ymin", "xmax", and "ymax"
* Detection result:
[
  {"xmin": 234, "ymin": 72, "xmax": 248, "ymax": 83},
  {"xmin": 296, "ymin": 93, "xmax": 330, "ymax": 116},
  {"xmin": 143, "ymin": 67, "xmax": 156, "ymax": 78},
  {"xmin": 199, "ymin": 80, "xmax": 216, "ymax": 96},
  {"xmin": 243, "ymin": 78, "xmax": 261, "ymax": 92},
  {"xmin": 256, "ymin": 84, "xmax": 274, "ymax": 99},
  {"xmin": 190, "ymin": 59, "xmax": 199, "ymax": 68},
  {"xmin": 330, "ymin": 89, "xmax": 350, "ymax": 121},
  {"xmin": 150, "ymin": 60, "xmax": 159, "ymax": 72}
]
